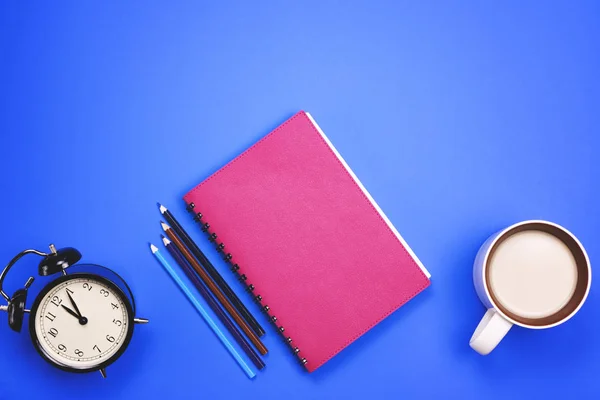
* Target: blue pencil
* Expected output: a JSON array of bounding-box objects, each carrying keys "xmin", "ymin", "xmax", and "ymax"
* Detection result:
[
  {"xmin": 162, "ymin": 235, "xmax": 265, "ymax": 370},
  {"xmin": 150, "ymin": 243, "xmax": 255, "ymax": 379}
]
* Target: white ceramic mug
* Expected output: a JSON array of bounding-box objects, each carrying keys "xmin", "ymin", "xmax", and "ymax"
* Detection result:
[{"xmin": 469, "ymin": 220, "xmax": 591, "ymax": 355}]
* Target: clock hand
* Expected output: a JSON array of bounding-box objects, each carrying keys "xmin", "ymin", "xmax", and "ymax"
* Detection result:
[
  {"xmin": 61, "ymin": 304, "xmax": 81, "ymax": 320},
  {"xmin": 61, "ymin": 303, "xmax": 89, "ymax": 326},
  {"xmin": 65, "ymin": 291, "xmax": 88, "ymax": 325},
  {"xmin": 66, "ymin": 291, "xmax": 82, "ymax": 317}
]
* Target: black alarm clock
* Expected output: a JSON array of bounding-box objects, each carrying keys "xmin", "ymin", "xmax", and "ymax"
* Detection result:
[{"xmin": 0, "ymin": 244, "xmax": 148, "ymax": 378}]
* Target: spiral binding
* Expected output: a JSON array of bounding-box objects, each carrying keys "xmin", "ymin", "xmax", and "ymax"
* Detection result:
[{"xmin": 187, "ymin": 202, "xmax": 308, "ymax": 367}]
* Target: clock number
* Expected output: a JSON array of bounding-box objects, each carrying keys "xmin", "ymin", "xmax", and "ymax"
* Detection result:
[
  {"xmin": 48, "ymin": 328, "xmax": 58, "ymax": 338},
  {"xmin": 66, "ymin": 288, "xmax": 74, "ymax": 295},
  {"xmin": 113, "ymin": 319, "xmax": 122, "ymax": 326},
  {"xmin": 46, "ymin": 312, "xmax": 56, "ymax": 322},
  {"xmin": 83, "ymin": 282, "xmax": 93, "ymax": 291},
  {"xmin": 74, "ymin": 349, "xmax": 84, "ymax": 357},
  {"xmin": 111, "ymin": 302, "xmax": 119, "ymax": 310},
  {"xmin": 93, "ymin": 345, "xmax": 101, "ymax": 353},
  {"xmin": 100, "ymin": 289, "xmax": 110, "ymax": 297},
  {"xmin": 50, "ymin": 296, "xmax": 63, "ymax": 307},
  {"xmin": 58, "ymin": 344, "xmax": 67, "ymax": 352},
  {"xmin": 106, "ymin": 335, "xmax": 115, "ymax": 343}
]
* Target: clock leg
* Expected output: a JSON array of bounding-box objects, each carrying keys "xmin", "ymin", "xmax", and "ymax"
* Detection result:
[
  {"xmin": 100, "ymin": 368, "xmax": 107, "ymax": 379},
  {"xmin": 134, "ymin": 317, "xmax": 149, "ymax": 324}
]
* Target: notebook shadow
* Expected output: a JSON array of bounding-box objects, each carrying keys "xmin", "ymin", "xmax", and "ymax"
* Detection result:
[
  {"xmin": 178, "ymin": 110, "xmax": 297, "ymax": 197},
  {"xmin": 308, "ymin": 287, "xmax": 434, "ymax": 381}
]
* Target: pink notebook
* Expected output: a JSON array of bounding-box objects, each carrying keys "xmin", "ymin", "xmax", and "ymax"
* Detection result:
[{"xmin": 183, "ymin": 111, "xmax": 431, "ymax": 372}]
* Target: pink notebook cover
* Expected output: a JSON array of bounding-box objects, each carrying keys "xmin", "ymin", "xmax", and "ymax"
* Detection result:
[{"xmin": 184, "ymin": 111, "xmax": 431, "ymax": 372}]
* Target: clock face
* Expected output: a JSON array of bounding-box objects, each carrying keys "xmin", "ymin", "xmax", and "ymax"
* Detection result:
[{"xmin": 30, "ymin": 274, "xmax": 134, "ymax": 371}]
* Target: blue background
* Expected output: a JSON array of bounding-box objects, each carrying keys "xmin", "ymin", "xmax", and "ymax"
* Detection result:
[{"xmin": 1, "ymin": 1, "xmax": 599, "ymax": 399}]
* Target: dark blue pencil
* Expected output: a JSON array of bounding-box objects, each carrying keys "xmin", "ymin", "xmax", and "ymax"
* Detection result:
[
  {"xmin": 161, "ymin": 235, "xmax": 265, "ymax": 370},
  {"xmin": 159, "ymin": 202, "xmax": 265, "ymax": 338}
]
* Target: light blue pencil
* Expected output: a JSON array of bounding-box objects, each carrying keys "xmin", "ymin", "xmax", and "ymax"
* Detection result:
[{"xmin": 150, "ymin": 243, "xmax": 255, "ymax": 379}]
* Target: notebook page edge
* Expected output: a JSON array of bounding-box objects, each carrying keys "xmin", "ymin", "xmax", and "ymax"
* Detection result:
[{"xmin": 305, "ymin": 112, "xmax": 432, "ymax": 279}]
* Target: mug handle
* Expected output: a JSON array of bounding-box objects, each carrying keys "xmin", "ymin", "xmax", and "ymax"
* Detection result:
[{"xmin": 469, "ymin": 309, "xmax": 513, "ymax": 355}]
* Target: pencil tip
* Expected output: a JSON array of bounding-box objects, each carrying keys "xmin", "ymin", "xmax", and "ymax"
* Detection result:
[
  {"xmin": 162, "ymin": 236, "xmax": 170, "ymax": 246},
  {"xmin": 159, "ymin": 204, "xmax": 167, "ymax": 214},
  {"xmin": 150, "ymin": 243, "xmax": 158, "ymax": 253},
  {"xmin": 160, "ymin": 221, "xmax": 170, "ymax": 231}
]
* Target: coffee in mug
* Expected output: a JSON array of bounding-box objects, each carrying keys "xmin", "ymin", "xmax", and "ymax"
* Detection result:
[{"xmin": 470, "ymin": 220, "xmax": 591, "ymax": 355}]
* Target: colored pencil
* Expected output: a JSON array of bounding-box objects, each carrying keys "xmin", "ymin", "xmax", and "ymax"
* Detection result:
[
  {"xmin": 158, "ymin": 203, "xmax": 265, "ymax": 337},
  {"xmin": 150, "ymin": 243, "xmax": 255, "ymax": 379},
  {"xmin": 161, "ymin": 222, "xmax": 268, "ymax": 356},
  {"xmin": 162, "ymin": 235, "xmax": 265, "ymax": 370}
]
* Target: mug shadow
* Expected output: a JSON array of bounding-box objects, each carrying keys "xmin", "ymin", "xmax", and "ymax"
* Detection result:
[
  {"xmin": 445, "ymin": 226, "xmax": 490, "ymax": 357},
  {"xmin": 447, "ymin": 224, "xmax": 597, "ymax": 381}
]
